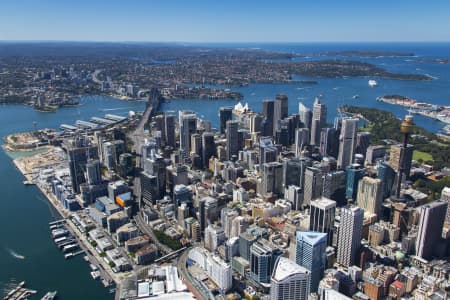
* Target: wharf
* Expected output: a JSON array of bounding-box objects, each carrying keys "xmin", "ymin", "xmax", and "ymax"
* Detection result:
[{"xmin": 3, "ymin": 281, "xmax": 37, "ymax": 300}]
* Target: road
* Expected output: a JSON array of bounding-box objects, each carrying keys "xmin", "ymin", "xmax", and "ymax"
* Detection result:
[
  {"xmin": 135, "ymin": 214, "xmax": 172, "ymax": 254},
  {"xmin": 176, "ymin": 249, "xmax": 212, "ymax": 300}
]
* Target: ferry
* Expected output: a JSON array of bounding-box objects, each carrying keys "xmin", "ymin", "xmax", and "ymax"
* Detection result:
[
  {"xmin": 436, "ymin": 114, "xmax": 450, "ymax": 124},
  {"xmin": 368, "ymin": 80, "xmax": 378, "ymax": 87},
  {"xmin": 41, "ymin": 291, "xmax": 57, "ymax": 300},
  {"xmin": 91, "ymin": 271, "xmax": 101, "ymax": 280}
]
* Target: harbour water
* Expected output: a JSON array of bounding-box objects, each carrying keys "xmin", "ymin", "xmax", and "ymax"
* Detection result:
[{"xmin": 1, "ymin": 43, "xmax": 450, "ymax": 298}]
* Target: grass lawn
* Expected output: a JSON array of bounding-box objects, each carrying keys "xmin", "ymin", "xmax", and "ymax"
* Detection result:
[{"xmin": 413, "ymin": 150, "xmax": 433, "ymax": 162}]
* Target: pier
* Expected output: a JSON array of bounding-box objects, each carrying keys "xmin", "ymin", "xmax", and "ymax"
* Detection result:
[{"xmin": 3, "ymin": 281, "xmax": 37, "ymax": 300}]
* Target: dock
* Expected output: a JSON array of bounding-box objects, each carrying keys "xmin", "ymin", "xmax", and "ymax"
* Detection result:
[{"xmin": 3, "ymin": 281, "xmax": 37, "ymax": 300}]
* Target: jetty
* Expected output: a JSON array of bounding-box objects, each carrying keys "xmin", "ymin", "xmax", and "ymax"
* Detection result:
[{"xmin": 3, "ymin": 281, "xmax": 37, "ymax": 300}]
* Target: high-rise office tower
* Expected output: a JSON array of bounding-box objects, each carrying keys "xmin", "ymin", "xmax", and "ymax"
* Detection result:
[
  {"xmin": 164, "ymin": 114, "xmax": 176, "ymax": 148},
  {"xmin": 140, "ymin": 171, "xmax": 158, "ymax": 207},
  {"xmin": 250, "ymin": 239, "xmax": 282, "ymax": 284},
  {"xmin": 337, "ymin": 206, "xmax": 364, "ymax": 267},
  {"xmin": 179, "ymin": 110, "xmax": 197, "ymax": 152},
  {"xmin": 239, "ymin": 232, "xmax": 258, "ymax": 261},
  {"xmin": 337, "ymin": 118, "xmax": 358, "ymax": 169},
  {"xmin": 295, "ymin": 128, "xmax": 310, "ymax": 157},
  {"xmin": 309, "ymin": 197, "xmax": 337, "ymax": 246},
  {"xmin": 295, "ymin": 231, "xmax": 327, "ymax": 292},
  {"xmin": 346, "ymin": 164, "xmax": 365, "ymax": 200},
  {"xmin": 85, "ymin": 159, "xmax": 102, "ymax": 185},
  {"xmin": 259, "ymin": 137, "xmax": 278, "ymax": 168},
  {"xmin": 249, "ymin": 113, "xmax": 263, "ymax": 134},
  {"xmin": 356, "ymin": 176, "xmax": 383, "ymax": 216},
  {"xmin": 415, "ymin": 201, "xmax": 447, "ymax": 260},
  {"xmin": 377, "ymin": 162, "xmax": 395, "ymax": 198},
  {"xmin": 304, "ymin": 167, "xmax": 323, "ymax": 205},
  {"xmin": 226, "ymin": 120, "xmax": 240, "ymax": 160},
  {"xmin": 219, "ymin": 107, "xmax": 233, "ymax": 134},
  {"xmin": 153, "ymin": 114, "xmax": 166, "ymax": 142},
  {"xmin": 262, "ymin": 162, "xmax": 284, "ymax": 196},
  {"xmin": 262, "ymin": 99, "xmax": 275, "ymax": 136},
  {"xmin": 283, "ymin": 158, "xmax": 308, "ymax": 189},
  {"xmin": 270, "ymin": 257, "xmax": 311, "ymax": 300},
  {"xmin": 66, "ymin": 141, "xmax": 98, "ymax": 194},
  {"xmin": 311, "ymin": 98, "xmax": 327, "ymax": 146},
  {"xmin": 322, "ymin": 170, "xmax": 346, "ymax": 200},
  {"xmin": 320, "ymin": 127, "xmax": 339, "ymax": 158},
  {"xmin": 190, "ymin": 133, "xmax": 202, "ymax": 156},
  {"xmin": 355, "ymin": 132, "xmax": 371, "ymax": 157},
  {"xmin": 274, "ymin": 94, "xmax": 288, "ymax": 132},
  {"xmin": 299, "ymin": 102, "xmax": 312, "ymax": 130},
  {"xmin": 442, "ymin": 187, "xmax": 450, "ymax": 227},
  {"xmin": 202, "ymin": 132, "xmax": 215, "ymax": 168}
]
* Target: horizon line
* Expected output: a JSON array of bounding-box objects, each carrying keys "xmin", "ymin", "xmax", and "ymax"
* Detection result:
[{"xmin": 1, "ymin": 39, "xmax": 450, "ymax": 44}]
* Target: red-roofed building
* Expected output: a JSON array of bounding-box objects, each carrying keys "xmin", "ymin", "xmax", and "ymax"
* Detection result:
[{"xmin": 389, "ymin": 280, "xmax": 406, "ymax": 300}]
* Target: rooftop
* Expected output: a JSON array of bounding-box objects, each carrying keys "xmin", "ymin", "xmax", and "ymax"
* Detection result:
[{"xmin": 272, "ymin": 257, "xmax": 310, "ymax": 282}]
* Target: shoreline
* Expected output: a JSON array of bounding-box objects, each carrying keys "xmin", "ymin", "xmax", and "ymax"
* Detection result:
[{"xmin": 11, "ymin": 154, "xmax": 127, "ymax": 292}]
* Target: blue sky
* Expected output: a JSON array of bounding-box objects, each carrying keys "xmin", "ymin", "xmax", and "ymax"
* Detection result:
[{"xmin": 1, "ymin": 0, "xmax": 449, "ymax": 42}]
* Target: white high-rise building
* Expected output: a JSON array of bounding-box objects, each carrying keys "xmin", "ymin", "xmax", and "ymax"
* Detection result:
[
  {"xmin": 295, "ymin": 128, "xmax": 310, "ymax": 157},
  {"xmin": 310, "ymin": 98, "xmax": 327, "ymax": 146},
  {"xmin": 356, "ymin": 176, "xmax": 383, "ymax": 216},
  {"xmin": 337, "ymin": 206, "xmax": 364, "ymax": 267},
  {"xmin": 206, "ymin": 254, "xmax": 233, "ymax": 291},
  {"xmin": 270, "ymin": 257, "xmax": 310, "ymax": 300},
  {"xmin": 337, "ymin": 118, "xmax": 358, "ymax": 169},
  {"xmin": 309, "ymin": 197, "xmax": 336, "ymax": 246},
  {"xmin": 442, "ymin": 187, "xmax": 450, "ymax": 227}
]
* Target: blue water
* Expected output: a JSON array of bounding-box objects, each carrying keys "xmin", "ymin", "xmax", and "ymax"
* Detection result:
[
  {"xmin": 1, "ymin": 43, "xmax": 450, "ymax": 298},
  {"xmin": 0, "ymin": 96, "xmax": 144, "ymax": 299},
  {"xmin": 162, "ymin": 43, "xmax": 450, "ymax": 133}
]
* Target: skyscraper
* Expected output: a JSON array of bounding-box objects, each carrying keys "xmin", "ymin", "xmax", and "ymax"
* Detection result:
[
  {"xmin": 250, "ymin": 239, "xmax": 282, "ymax": 284},
  {"xmin": 219, "ymin": 107, "xmax": 233, "ymax": 134},
  {"xmin": 179, "ymin": 110, "xmax": 197, "ymax": 152},
  {"xmin": 337, "ymin": 206, "xmax": 364, "ymax": 267},
  {"xmin": 295, "ymin": 128, "xmax": 310, "ymax": 157},
  {"xmin": 262, "ymin": 99, "xmax": 275, "ymax": 137},
  {"xmin": 283, "ymin": 158, "xmax": 307, "ymax": 189},
  {"xmin": 85, "ymin": 159, "xmax": 102, "ymax": 185},
  {"xmin": 274, "ymin": 94, "xmax": 288, "ymax": 132},
  {"xmin": 337, "ymin": 118, "xmax": 358, "ymax": 169},
  {"xmin": 377, "ymin": 162, "xmax": 396, "ymax": 198},
  {"xmin": 270, "ymin": 257, "xmax": 311, "ymax": 300},
  {"xmin": 442, "ymin": 187, "xmax": 450, "ymax": 227},
  {"xmin": 202, "ymin": 132, "xmax": 215, "ymax": 168},
  {"xmin": 259, "ymin": 137, "xmax": 278, "ymax": 168},
  {"xmin": 164, "ymin": 114, "xmax": 176, "ymax": 148},
  {"xmin": 262, "ymin": 162, "xmax": 284, "ymax": 196},
  {"xmin": 295, "ymin": 231, "xmax": 327, "ymax": 292},
  {"xmin": 415, "ymin": 201, "xmax": 447, "ymax": 260},
  {"xmin": 299, "ymin": 102, "xmax": 312, "ymax": 130},
  {"xmin": 309, "ymin": 197, "xmax": 336, "ymax": 246},
  {"xmin": 346, "ymin": 164, "xmax": 365, "ymax": 200},
  {"xmin": 226, "ymin": 120, "xmax": 240, "ymax": 160},
  {"xmin": 356, "ymin": 176, "xmax": 383, "ymax": 216},
  {"xmin": 304, "ymin": 166, "xmax": 323, "ymax": 205},
  {"xmin": 310, "ymin": 98, "xmax": 327, "ymax": 146},
  {"xmin": 319, "ymin": 127, "xmax": 339, "ymax": 158}
]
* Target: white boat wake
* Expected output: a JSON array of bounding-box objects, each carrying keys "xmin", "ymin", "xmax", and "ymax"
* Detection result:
[{"xmin": 7, "ymin": 248, "xmax": 25, "ymax": 260}]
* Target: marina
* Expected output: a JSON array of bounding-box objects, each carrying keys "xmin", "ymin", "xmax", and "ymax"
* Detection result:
[{"xmin": 3, "ymin": 281, "xmax": 37, "ymax": 300}]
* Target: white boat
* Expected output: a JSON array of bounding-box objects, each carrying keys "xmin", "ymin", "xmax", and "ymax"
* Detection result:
[
  {"xmin": 368, "ymin": 80, "xmax": 378, "ymax": 87},
  {"xmin": 436, "ymin": 114, "xmax": 450, "ymax": 124}
]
